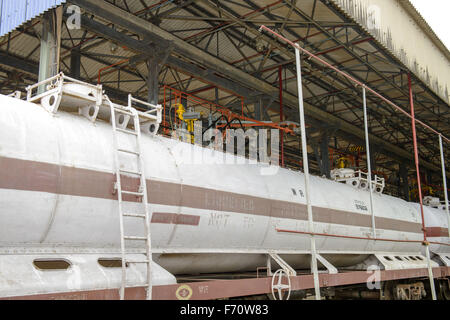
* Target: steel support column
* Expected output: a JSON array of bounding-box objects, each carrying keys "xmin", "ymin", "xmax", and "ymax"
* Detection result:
[
  {"xmin": 439, "ymin": 134, "xmax": 450, "ymax": 238},
  {"xmin": 399, "ymin": 163, "xmax": 410, "ymax": 201},
  {"xmin": 38, "ymin": 10, "xmax": 62, "ymax": 92},
  {"xmin": 320, "ymin": 134, "xmax": 331, "ymax": 179},
  {"xmin": 70, "ymin": 49, "xmax": 81, "ymax": 80},
  {"xmin": 255, "ymin": 96, "xmax": 262, "ymax": 120},
  {"xmin": 312, "ymin": 132, "xmax": 331, "ymax": 178},
  {"xmin": 147, "ymin": 58, "xmax": 160, "ymax": 105}
]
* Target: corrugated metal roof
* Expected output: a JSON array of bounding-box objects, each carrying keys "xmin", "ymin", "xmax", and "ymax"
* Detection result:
[{"xmin": 0, "ymin": 0, "xmax": 66, "ymax": 37}]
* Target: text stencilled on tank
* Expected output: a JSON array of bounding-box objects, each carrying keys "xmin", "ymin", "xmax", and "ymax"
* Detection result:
[
  {"xmin": 208, "ymin": 212, "xmax": 230, "ymax": 229},
  {"xmin": 243, "ymin": 216, "xmax": 256, "ymax": 229},
  {"xmin": 271, "ymin": 203, "xmax": 305, "ymax": 219},
  {"xmin": 204, "ymin": 192, "xmax": 255, "ymax": 212},
  {"xmin": 354, "ymin": 200, "xmax": 368, "ymax": 211}
]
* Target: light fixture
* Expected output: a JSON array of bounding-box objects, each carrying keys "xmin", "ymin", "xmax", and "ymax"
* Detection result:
[
  {"xmin": 110, "ymin": 42, "xmax": 118, "ymax": 53},
  {"xmin": 255, "ymin": 38, "xmax": 265, "ymax": 52}
]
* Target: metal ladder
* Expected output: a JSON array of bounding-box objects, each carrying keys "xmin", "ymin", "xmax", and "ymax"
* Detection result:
[{"xmin": 107, "ymin": 95, "xmax": 153, "ymax": 300}]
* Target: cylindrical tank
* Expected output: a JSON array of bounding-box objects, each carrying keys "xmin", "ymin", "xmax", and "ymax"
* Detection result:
[{"xmin": 0, "ymin": 94, "xmax": 446, "ymax": 278}]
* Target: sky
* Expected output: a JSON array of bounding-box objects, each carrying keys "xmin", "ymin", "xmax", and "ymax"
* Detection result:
[{"xmin": 409, "ymin": 0, "xmax": 450, "ymax": 50}]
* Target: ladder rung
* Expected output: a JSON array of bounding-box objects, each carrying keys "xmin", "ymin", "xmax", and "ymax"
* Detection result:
[
  {"xmin": 123, "ymin": 213, "xmax": 146, "ymax": 218},
  {"xmin": 116, "ymin": 128, "xmax": 138, "ymax": 136},
  {"xmin": 118, "ymin": 148, "xmax": 140, "ymax": 155},
  {"xmin": 138, "ymin": 113, "xmax": 158, "ymax": 121},
  {"xmin": 119, "ymin": 169, "xmax": 142, "ymax": 176},
  {"xmin": 124, "ymin": 236, "xmax": 147, "ymax": 241},
  {"xmin": 121, "ymin": 190, "xmax": 144, "ymax": 196},
  {"xmin": 114, "ymin": 108, "xmax": 133, "ymax": 116},
  {"xmin": 126, "ymin": 260, "xmax": 150, "ymax": 264}
]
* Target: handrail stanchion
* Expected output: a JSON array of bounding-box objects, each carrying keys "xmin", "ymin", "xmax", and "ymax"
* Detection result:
[
  {"xmin": 439, "ymin": 134, "xmax": 450, "ymax": 238},
  {"xmin": 363, "ymin": 87, "xmax": 376, "ymax": 236},
  {"xmin": 294, "ymin": 46, "xmax": 321, "ymax": 300}
]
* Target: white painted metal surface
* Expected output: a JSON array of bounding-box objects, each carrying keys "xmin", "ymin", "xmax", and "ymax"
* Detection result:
[
  {"xmin": 0, "ymin": 92, "xmax": 448, "ymax": 297},
  {"xmin": 0, "ymin": 254, "xmax": 175, "ymax": 298}
]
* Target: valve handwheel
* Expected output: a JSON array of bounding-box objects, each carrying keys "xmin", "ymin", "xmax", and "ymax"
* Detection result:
[{"xmin": 271, "ymin": 269, "xmax": 292, "ymax": 300}]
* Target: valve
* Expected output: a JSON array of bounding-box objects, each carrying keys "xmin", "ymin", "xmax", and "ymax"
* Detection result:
[{"xmin": 271, "ymin": 269, "xmax": 292, "ymax": 300}]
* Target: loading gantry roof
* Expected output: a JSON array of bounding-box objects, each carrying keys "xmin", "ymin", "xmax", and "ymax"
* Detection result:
[{"xmin": 0, "ymin": 0, "xmax": 449, "ymax": 199}]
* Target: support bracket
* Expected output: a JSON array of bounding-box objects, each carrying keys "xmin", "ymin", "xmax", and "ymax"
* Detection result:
[
  {"xmin": 316, "ymin": 254, "xmax": 338, "ymax": 274},
  {"xmin": 267, "ymin": 252, "xmax": 296, "ymax": 276}
]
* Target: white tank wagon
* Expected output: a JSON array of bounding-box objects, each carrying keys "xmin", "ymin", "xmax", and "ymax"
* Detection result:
[{"xmin": 0, "ymin": 77, "xmax": 448, "ymax": 299}]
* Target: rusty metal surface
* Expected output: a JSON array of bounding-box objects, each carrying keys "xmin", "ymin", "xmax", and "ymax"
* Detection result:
[{"xmin": 3, "ymin": 267, "xmax": 449, "ymax": 300}]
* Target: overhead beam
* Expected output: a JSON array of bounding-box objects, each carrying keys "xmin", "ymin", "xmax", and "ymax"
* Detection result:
[
  {"xmin": 67, "ymin": 13, "xmax": 253, "ymax": 98},
  {"xmin": 0, "ymin": 50, "xmax": 131, "ymax": 102}
]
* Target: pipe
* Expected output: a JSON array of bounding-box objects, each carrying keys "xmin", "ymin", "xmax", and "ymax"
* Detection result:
[
  {"xmin": 97, "ymin": 59, "xmax": 129, "ymax": 84},
  {"xmin": 408, "ymin": 74, "xmax": 426, "ymax": 242},
  {"xmin": 295, "ymin": 47, "xmax": 321, "ymax": 300},
  {"xmin": 162, "ymin": 85, "xmax": 294, "ymax": 134},
  {"xmin": 276, "ymin": 228, "xmax": 449, "ymax": 248},
  {"xmin": 277, "ymin": 228, "xmax": 421, "ymax": 243},
  {"xmin": 408, "ymin": 74, "xmax": 437, "ymax": 300},
  {"xmin": 259, "ymin": 25, "xmax": 450, "ymax": 143},
  {"xmin": 439, "ymin": 134, "xmax": 450, "ymax": 238},
  {"xmin": 363, "ymin": 87, "xmax": 376, "ymax": 236}
]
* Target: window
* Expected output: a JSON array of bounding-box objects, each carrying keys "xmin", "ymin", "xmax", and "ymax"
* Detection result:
[
  {"xmin": 98, "ymin": 258, "xmax": 128, "ymax": 268},
  {"xmin": 33, "ymin": 259, "xmax": 71, "ymax": 270}
]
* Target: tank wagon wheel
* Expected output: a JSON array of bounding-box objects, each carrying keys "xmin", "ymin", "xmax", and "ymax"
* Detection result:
[
  {"xmin": 271, "ymin": 269, "xmax": 292, "ymax": 300},
  {"xmin": 438, "ymin": 279, "xmax": 450, "ymax": 300}
]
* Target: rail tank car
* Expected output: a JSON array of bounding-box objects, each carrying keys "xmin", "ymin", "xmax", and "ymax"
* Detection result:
[{"xmin": 0, "ymin": 80, "xmax": 448, "ymax": 299}]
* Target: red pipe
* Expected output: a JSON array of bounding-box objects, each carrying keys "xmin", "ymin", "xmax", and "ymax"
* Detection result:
[
  {"xmin": 97, "ymin": 59, "xmax": 129, "ymax": 84},
  {"xmin": 163, "ymin": 85, "xmax": 294, "ymax": 134},
  {"xmin": 259, "ymin": 25, "xmax": 450, "ymax": 143},
  {"xmin": 276, "ymin": 228, "xmax": 450, "ymax": 246},
  {"xmin": 409, "ymin": 74, "xmax": 427, "ymax": 242}
]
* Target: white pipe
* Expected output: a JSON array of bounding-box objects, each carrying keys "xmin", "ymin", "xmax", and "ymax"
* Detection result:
[
  {"xmin": 439, "ymin": 134, "xmax": 450, "ymax": 238},
  {"xmin": 295, "ymin": 48, "xmax": 321, "ymax": 300},
  {"xmin": 362, "ymin": 87, "xmax": 376, "ymax": 236}
]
